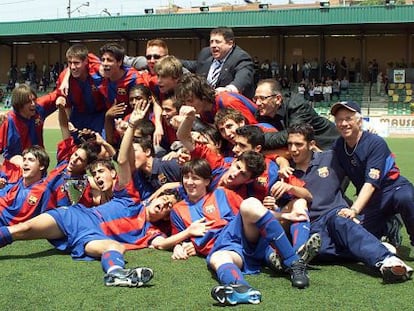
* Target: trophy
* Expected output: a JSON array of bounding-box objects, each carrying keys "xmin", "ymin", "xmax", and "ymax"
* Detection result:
[{"xmin": 63, "ymin": 175, "xmax": 88, "ymax": 204}]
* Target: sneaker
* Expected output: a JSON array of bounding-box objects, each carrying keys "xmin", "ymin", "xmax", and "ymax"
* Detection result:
[
  {"xmin": 381, "ymin": 241, "xmax": 397, "ymax": 255},
  {"xmin": 104, "ymin": 267, "xmax": 154, "ymax": 287},
  {"xmin": 298, "ymin": 233, "xmax": 321, "ymax": 264},
  {"xmin": 380, "ymin": 256, "xmax": 413, "ymax": 283},
  {"xmin": 211, "ymin": 284, "xmax": 261, "ymax": 305},
  {"xmin": 287, "ymin": 259, "xmax": 309, "ymax": 289},
  {"xmin": 268, "ymin": 251, "xmax": 283, "ymax": 272}
]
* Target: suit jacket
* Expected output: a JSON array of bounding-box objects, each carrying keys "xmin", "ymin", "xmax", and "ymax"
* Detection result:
[
  {"xmin": 182, "ymin": 45, "xmax": 255, "ymax": 99},
  {"xmin": 258, "ymin": 93, "xmax": 340, "ymax": 150}
]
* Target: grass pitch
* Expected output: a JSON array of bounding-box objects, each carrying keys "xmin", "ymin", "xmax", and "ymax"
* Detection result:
[{"xmin": 0, "ymin": 131, "xmax": 413, "ymax": 310}]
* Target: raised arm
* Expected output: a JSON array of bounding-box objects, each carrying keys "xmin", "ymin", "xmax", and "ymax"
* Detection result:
[
  {"xmin": 117, "ymin": 99, "xmax": 150, "ymax": 188},
  {"xmin": 176, "ymin": 105, "xmax": 197, "ymax": 152},
  {"xmin": 56, "ymin": 96, "xmax": 71, "ymax": 140}
]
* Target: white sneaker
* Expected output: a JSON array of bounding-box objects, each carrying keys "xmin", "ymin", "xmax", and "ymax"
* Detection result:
[
  {"xmin": 380, "ymin": 256, "xmax": 413, "ymax": 283},
  {"xmin": 381, "ymin": 241, "xmax": 397, "ymax": 255}
]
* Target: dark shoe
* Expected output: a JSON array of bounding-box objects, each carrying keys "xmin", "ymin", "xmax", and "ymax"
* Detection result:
[{"xmin": 287, "ymin": 259, "xmax": 309, "ymax": 289}]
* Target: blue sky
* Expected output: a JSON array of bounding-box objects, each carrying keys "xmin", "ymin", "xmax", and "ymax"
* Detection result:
[{"xmin": 0, "ymin": 0, "xmax": 314, "ymax": 22}]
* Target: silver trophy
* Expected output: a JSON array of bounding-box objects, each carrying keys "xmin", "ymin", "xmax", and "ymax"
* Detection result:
[{"xmin": 63, "ymin": 175, "xmax": 88, "ymax": 204}]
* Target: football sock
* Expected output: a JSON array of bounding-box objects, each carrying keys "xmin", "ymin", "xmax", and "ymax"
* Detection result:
[
  {"xmin": 101, "ymin": 250, "xmax": 125, "ymax": 273},
  {"xmin": 255, "ymin": 211, "xmax": 299, "ymax": 267},
  {"xmin": 0, "ymin": 226, "xmax": 12, "ymax": 248},
  {"xmin": 291, "ymin": 221, "xmax": 310, "ymax": 252},
  {"xmin": 217, "ymin": 263, "xmax": 249, "ymax": 286}
]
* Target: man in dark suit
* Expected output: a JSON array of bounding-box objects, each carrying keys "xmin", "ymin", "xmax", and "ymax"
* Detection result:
[
  {"xmin": 182, "ymin": 27, "xmax": 255, "ymax": 99},
  {"xmin": 253, "ymin": 78, "xmax": 339, "ymax": 150}
]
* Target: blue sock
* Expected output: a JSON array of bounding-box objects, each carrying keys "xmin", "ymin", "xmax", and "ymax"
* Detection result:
[
  {"xmin": 0, "ymin": 227, "xmax": 12, "ymax": 248},
  {"xmin": 290, "ymin": 221, "xmax": 310, "ymax": 252},
  {"xmin": 101, "ymin": 250, "xmax": 125, "ymax": 273},
  {"xmin": 216, "ymin": 263, "xmax": 249, "ymax": 286},
  {"xmin": 256, "ymin": 211, "xmax": 299, "ymax": 267}
]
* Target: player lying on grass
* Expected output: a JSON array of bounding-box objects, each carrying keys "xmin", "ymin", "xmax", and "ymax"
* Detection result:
[{"xmin": 0, "ymin": 157, "xmax": 208, "ymax": 288}]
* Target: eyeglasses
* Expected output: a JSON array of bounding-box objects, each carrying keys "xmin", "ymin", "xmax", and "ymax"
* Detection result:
[
  {"xmin": 145, "ymin": 54, "xmax": 162, "ymax": 60},
  {"xmin": 252, "ymin": 94, "xmax": 276, "ymax": 103},
  {"xmin": 335, "ymin": 116, "xmax": 357, "ymax": 124}
]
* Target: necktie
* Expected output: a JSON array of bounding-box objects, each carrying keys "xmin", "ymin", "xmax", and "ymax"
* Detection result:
[{"xmin": 207, "ymin": 60, "xmax": 222, "ymax": 87}]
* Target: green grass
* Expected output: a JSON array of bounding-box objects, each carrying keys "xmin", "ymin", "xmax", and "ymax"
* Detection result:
[{"xmin": 1, "ymin": 132, "xmax": 414, "ymax": 310}]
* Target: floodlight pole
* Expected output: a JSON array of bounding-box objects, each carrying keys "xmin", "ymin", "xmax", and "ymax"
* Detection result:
[
  {"xmin": 67, "ymin": 0, "xmax": 71, "ymax": 18},
  {"xmin": 67, "ymin": 1, "xmax": 90, "ymax": 18}
]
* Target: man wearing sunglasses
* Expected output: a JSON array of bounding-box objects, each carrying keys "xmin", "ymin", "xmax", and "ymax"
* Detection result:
[
  {"xmin": 254, "ymin": 79, "xmax": 339, "ymax": 151},
  {"xmin": 123, "ymin": 39, "xmax": 170, "ymax": 146}
]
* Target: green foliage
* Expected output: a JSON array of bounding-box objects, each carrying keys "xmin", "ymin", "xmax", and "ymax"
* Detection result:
[
  {"xmin": 0, "ymin": 132, "xmax": 412, "ymax": 310},
  {"xmin": 357, "ymin": 0, "xmax": 406, "ymax": 5}
]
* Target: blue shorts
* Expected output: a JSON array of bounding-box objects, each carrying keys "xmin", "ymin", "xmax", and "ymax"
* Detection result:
[
  {"xmin": 47, "ymin": 205, "xmax": 108, "ymax": 261},
  {"xmin": 206, "ymin": 214, "xmax": 268, "ymax": 275}
]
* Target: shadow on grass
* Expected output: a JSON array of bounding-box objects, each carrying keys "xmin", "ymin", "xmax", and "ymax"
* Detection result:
[{"xmin": 0, "ymin": 248, "xmax": 66, "ymax": 260}]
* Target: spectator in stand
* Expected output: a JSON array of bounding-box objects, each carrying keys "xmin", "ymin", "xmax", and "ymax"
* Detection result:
[
  {"xmin": 260, "ymin": 59, "xmax": 271, "ymax": 79},
  {"xmin": 322, "ymin": 82, "xmax": 332, "ymax": 102},
  {"xmin": 310, "ymin": 58, "xmax": 319, "ymax": 81},
  {"xmin": 331, "ymin": 78, "xmax": 341, "ymax": 101},
  {"xmin": 377, "ymin": 72, "xmax": 383, "ymax": 95},
  {"xmin": 181, "ymin": 27, "xmax": 255, "ymax": 99},
  {"xmin": 270, "ymin": 59, "xmax": 279, "ymax": 78},
  {"xmin": 340, "ymin": 76, "xmax": 349, "ymax": 94},
  {"xmin": 5, "ymin": 80, "xmax": 14, "ymax": 93},
  {"xmin": 355, "ymin": 58, "xmax": 361, "ymax": 83},
  {"xmin": 298, "ymin": 83, "xmax": 306, "ymax": 99},
  {"xmin": 339, "ymin": 56, "xmax": 348, "ymax": 80},
  {"xmin": 313, "ymin": 82, "xmax": 323, "ymax": 102},
  {"xmin": 349, "ymin": 57, "xmax": 356, "ymax": 83},
  {"xmin": 302, "ymin": 59, "xmax": 311, "ymax": 81}
]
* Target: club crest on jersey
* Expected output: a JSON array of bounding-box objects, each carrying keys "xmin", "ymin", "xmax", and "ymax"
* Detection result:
[
  {"xmin": 117, "ymin": 88, "xmax": 127, "ymax": 95},
  {"xmin": 91, "ymin": 84, "xmax": 98, "ymax": 92},
  {"xmin": 368, "ymin": 168, "xmax": 380, "ymax": 180},
  {"xmin": 34, "ymin": 117, "xmax": 42, "ymax": 126},
  {"xmin": 27, "ymin": 195, "xmax": 38, "ymax": 205},
  {"xmin": 205, "ymin": 204, "xmax": 216, "ymax": 214},
  {"xmin": 317, "ymin": 167, "xmax": 329, "ymax": 178},
  {"xmin": 350, "ymin": 156, "xmax": 358, "ymax": 167},
  {"xmin": 158, "ymin": 173, "xmax": 167, "ymax": 185},
  {"xmin": 256, "ymin": 176, "xmax": 267, "ymax": 186}
]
